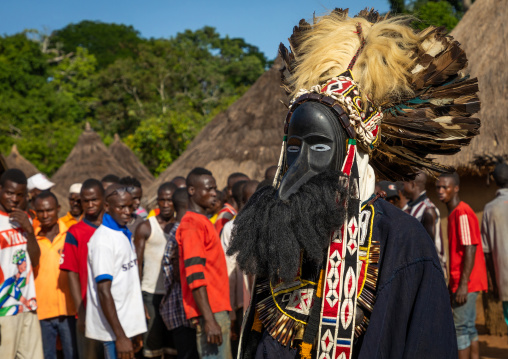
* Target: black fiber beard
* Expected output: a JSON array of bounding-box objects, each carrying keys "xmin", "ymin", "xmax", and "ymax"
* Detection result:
[{"xmin": 227, "ymin": 170, "xmax": 348, "ymax": 283}]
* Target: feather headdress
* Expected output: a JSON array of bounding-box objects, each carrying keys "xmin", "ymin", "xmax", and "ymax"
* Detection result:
[{"xmin": 279, "ymin": 8, "xmax": 481, "ymax": 180}]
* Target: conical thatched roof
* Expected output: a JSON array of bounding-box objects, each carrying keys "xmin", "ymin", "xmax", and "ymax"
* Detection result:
[
  {"xmin": 5, "ymin": 145, "xmax": 40, "ymax": 177},
  {"xmin": 109, "ymin": 134, "xmax": 154, "ymax": 189},
  {"xmin": 144, "ymin": 59, "xmax": 288, "ymax": 206},
  {"xmin": 435, "ymin": 0, "xmax": 508, "ymax": 174},
  {"xmin": 51, "ymin": 124, "xmax": 130, "ymax": 213}
]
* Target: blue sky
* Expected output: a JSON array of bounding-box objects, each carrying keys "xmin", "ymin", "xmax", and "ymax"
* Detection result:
[{"xmin": 1, "ymin": 0, "xmax": 390, "ymax": 59}]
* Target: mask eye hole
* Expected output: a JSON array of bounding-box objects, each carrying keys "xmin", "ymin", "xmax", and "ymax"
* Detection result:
[
  {"xmin": 287, "ymin": 145, "xmax": 300, "ymax": 153},
  {"xmin": 310, "ymin": 144, "xmax": 331, "ymax": 152}
]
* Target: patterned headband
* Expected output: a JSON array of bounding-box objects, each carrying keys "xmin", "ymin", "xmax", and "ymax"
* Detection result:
[{"xmin": 286, "ymin": 69, "xmax": 382, "ymax": 152}]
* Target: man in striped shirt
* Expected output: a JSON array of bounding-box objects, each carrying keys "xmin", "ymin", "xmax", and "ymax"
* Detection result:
[
  {"xmin": 404, "ymin": 172, "xmax": 447, "ymax": 278},
  {"xmin": 436, "ymin": 172, "xmax": 487, "ymax": 359}
]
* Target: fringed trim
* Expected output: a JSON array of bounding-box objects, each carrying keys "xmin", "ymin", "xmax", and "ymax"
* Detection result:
[
  {"xmin": 252, "ymin": 310, "xmax": 263, "ymax": 333},
  {"xmin": 256, "ymin": 279, "xmax": 304, "ymax": 347},
  {"xmin": 354, "ymin": 240, "xmax": 380, "ymax": 337}
]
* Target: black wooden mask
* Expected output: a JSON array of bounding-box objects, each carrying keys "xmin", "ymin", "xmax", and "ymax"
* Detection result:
[{"xmin": 279, "ymin": 101, "xmax": 348, "ymax": 200}]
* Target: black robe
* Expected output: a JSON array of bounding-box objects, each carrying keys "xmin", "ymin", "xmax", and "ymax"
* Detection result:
[{"xmin": 238, "ymin": 198, "xmax": 458, "ymax": 359}]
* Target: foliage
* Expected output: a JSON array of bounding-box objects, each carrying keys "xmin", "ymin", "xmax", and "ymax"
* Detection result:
[
  {"xmin": 50, "ymin": 21, "xmax": 142, "ymax": 69},
  {"xmin": 0, "ymin": 24, "xmax": 268, "ymax": 176},
  {"xmin": 412, "ymin": 1, "xmax": 460, "ymax": 30},
  {"xmin": 388, "ymin": 0, "xmax": 462, "ymax": 31}
]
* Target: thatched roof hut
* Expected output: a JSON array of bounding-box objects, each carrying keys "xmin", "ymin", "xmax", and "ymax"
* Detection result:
[
  {"xmin": 144, "ymin": 59, "xmax": 288, "ymax": 206},
  {"xmin": 435, "ymin": 0, "xmax": 507, "ymax": 175},
  {"xmin": 109, "ymin": 134, "xmax": 154, "ymax": 189},
  {"xmin": 5, "ymin": 145, "xmax": 40, "ymax": 178},
  {"xmin": 51, "ymin": 124, "xmax": 130, "ymax": 214}
]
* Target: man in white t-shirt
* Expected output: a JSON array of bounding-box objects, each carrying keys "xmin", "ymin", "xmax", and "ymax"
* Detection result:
[{"xmin": 86, "ymin": 184, "xmax": 147, "ymax": 358}]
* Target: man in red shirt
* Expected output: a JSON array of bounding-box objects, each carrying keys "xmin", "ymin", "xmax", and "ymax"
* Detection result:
[
  {"xmin": 177, "ymin": 167, "xmax": 232, "ymax": 358},
  {"xmin": 60, "ymin": 178, "xmax": 105, "ymax": 359},
  {"xmin": 436, "ymin": 172, "xmax": 487, "ymax": 359}
]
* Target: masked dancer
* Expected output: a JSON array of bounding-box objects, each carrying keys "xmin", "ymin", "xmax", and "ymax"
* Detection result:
[{"xmin": 228, "ymin": 8, "xmax": 481, "ymax": 359}]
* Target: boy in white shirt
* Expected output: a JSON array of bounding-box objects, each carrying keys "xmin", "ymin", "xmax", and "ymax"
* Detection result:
[{"xmin": 86, "ymin": 184, "xmax": 146, "ymax": 358}]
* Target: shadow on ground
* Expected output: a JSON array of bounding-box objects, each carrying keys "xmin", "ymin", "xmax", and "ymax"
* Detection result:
[{"xmin": 479, "ymin": 337, "xmax": 508, "ymax": 359}]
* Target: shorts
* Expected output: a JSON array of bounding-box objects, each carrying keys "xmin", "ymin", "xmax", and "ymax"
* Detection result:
[
  {"xmin": 0, "ymin": 311, "xmax": 43, "ymax": 359},
  {"xmin": 142, "ymin": 291, "xmax": 176, "ymax": 357},
  {"xmin": 452, "ymin": 291, "xmax": 479, "ymax": 350},
  {"xmin": 196, "ymin": 310, "xmax": 232, "ymax": 359}
]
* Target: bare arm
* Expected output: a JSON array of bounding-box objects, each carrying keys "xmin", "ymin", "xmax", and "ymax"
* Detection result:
[
  {"xmin": 97, "ymin": 280, "xmax": 134, "ymax": 359},
  {"xmin": 192, "ymin": 286, "xmax": 223, "ymax": 345},
  {"xmin": 10, "ymin": 208, "xmax": 40, "ymax": 267},
  {"xmin": 422, "ymin": 208, "xmax": 437, "ymax": 242},
  {"xmin": 68, "ymin": 271, "xmax": 82, "ymax": 311},
  {"xmin": 133, "ymin": 220, "xmax": 151, "ymax": 280},
  {"xmin": 455, "ymin": 245, "xmax": 476, "ymax": 305},
  {"xmin": 67, "ymin": 271, "xmax": 86, "ymax": 332}
]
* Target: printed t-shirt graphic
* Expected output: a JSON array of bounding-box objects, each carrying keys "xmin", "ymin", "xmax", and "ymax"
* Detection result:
[{"xmin": 0, "ymin": 211, "xmax": 37, "ymax": 316}]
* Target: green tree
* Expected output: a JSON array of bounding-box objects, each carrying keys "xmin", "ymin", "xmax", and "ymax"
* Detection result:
[
  {"xmin": 1, "ymin": 24, "xmax": 268, "ymax": 176},
  {"xmin": 387, "ymin": 0, "xmax": 461, "ymax": 31},
  {"xmin": 124, "ymin": 109, "xmax": 205, "ymax": 175},
  {"xmin": 0, "ymin": 33, "xmax": 99, "ymax": 174},
  {"xmin": 413, "ymin": 1, "xmax": 460, "ymax": 30},
  {"xmin": 50, "ymin": 21, "xmax": 142, "ymax": 69}
]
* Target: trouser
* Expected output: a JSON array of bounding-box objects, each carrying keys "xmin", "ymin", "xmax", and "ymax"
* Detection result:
[
  {"xmin": 142, "ymin": 291, "xmax": 175, "ymax": 357},
  {"xmin": 40, "ymin": 316, "xmax": 78, "ymax": 359},
  {"xmin": 196, "ymin": 311, "xmax": 232, "ymax": 359},
  {"xmin": 452, "ymin": 291, "xmax": 479, "ymax": 350},
  {"xmin": 173, "ymin": 325, "xmax": 199, "ymax": 359},
  {"xmin": 103, "ymin": 341, "xmax": 116, "ymax": 359},
  {"xmin": 0, "ymin": 311, "xmax": 44, "ymax": 359},
  {"xmin": 76, "ymin": 322, "xmax": 104, "ymax": 359}
]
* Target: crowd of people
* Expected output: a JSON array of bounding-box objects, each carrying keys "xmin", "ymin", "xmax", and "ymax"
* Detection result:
[
  {"xmin": 0, "ymin": 165, "xmax": 271, "ymax": 359},
  {"xmin": 377, "ymin": 166, "xmax": 508, "ymax": 359},
  {"xmin": 0, "ymin": 161, "xmax": 507, "ymax": 359}
]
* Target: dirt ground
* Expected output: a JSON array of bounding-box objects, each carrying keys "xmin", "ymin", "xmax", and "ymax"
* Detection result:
[{"xmin": 475, "ymin": 296, "xmax": 508, "ymax": 359}]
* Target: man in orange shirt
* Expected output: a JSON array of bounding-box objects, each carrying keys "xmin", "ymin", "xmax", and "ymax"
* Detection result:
[
  {"xmin": 177, "ymin": 167, "xmax": 232, "ymax": 359},
  {"xmin": 60, "ymin": 183, "xmax": 83, "ymax": 229},
  {"xmin": 34, "ymin": 191, "xmax": 77, "ymax": 359}
]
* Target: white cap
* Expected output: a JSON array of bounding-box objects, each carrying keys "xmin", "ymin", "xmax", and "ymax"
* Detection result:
[
  {"xmin": 69, "ymin": 183, "xmax": 82, "ymax": 195},
  {"xmin": 27, "ymin": 173, "xmax": 55, "ymax": 191}
]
